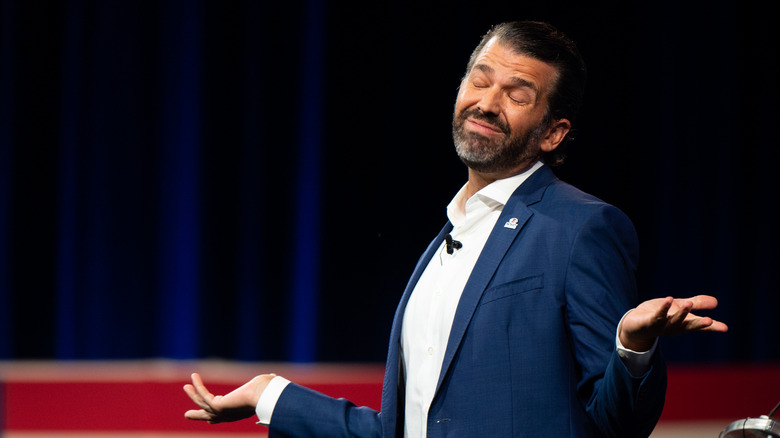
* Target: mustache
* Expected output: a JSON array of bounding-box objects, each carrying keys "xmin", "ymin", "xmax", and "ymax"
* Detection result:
[{"xmin": 458, "ymin": 108, "xmax": 510, "ymax": 135}]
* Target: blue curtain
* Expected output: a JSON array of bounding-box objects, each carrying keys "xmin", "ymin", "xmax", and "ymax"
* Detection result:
[{"xmin": 0, "ymin": 0, "xmax": 777, "ymax": 363}]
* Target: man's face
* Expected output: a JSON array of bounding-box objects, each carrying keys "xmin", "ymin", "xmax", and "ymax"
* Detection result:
[{"xmin": 453, "ymin": 38, "xmax": 560, "ymax": 175}]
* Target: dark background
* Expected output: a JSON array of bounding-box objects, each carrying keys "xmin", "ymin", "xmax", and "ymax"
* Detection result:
[{"xmin": 1, "ymin": 0, "xmax": 777, "ymax": 364}]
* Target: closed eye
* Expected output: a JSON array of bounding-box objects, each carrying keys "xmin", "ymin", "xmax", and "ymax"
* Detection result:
[
  {"xmin": 470, "ymin": 76, "xmax": 489, "ymax": 88},
  {"xmin": 509, "ymin": 90, "xmax": 533, "ymax": 104}
]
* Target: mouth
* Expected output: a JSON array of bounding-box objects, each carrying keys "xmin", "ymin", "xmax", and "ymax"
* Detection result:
[{"xmin": 466, "ymin": 118, "xmax": 505, "ymax": 136}]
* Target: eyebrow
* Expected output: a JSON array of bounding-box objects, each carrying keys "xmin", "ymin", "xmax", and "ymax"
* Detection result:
[{"xmin": 473, "ymin": 63, "xmax": 539, "ymax": 93}]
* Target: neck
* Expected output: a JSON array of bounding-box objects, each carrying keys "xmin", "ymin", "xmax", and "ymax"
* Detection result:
[{"xmin": 465, "ymin": 159, "xmax": 539, "ymax": 199}]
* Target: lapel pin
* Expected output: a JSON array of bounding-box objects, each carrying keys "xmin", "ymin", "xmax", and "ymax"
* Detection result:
[{"xmin": 504, "ymin": 217, "xmax": 519, "ymax": 229}]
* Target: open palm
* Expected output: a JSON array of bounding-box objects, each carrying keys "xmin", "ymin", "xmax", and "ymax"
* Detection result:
[
  {"xmin": 184, "ymin": 373, "xmax": 272, "ymax": 424},
  {"xmin": 619, "ymin": 295, "xmax": 728, "ymax": 351}
]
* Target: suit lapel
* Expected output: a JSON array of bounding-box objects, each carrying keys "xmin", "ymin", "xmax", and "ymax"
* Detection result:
[
  {"xmin": 382, "ymin": 222, "xmax": 453, "ymax": 437},
  {"xmin": 435, "ymin": 166, "xmax": 557, "ymax": 393}
]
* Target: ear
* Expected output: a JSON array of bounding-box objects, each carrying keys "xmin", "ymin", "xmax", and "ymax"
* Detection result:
[{"xmin": 540, "ymin": 118, "xmax": 572, "ymax": 153}]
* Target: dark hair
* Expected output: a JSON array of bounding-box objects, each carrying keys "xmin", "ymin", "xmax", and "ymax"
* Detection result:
[{"xmin": 465, "ymin": 21, "xmax": 587, "ymax": 166}]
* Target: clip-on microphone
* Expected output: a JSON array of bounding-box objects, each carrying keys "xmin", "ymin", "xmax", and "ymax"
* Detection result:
[{"xmin": 444, "ymin": 234, "xmax": 462, "ymax": 254}]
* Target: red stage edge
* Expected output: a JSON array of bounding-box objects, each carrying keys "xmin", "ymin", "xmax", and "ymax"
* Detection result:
[{"xmin": 1, "ymin": 360, "xmax": 778, "ymax": 436}]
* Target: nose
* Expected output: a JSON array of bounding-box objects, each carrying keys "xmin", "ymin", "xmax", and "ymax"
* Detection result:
[{"xmin": 476, "ymin": 86, "xmax": 501, "ymax": 115}]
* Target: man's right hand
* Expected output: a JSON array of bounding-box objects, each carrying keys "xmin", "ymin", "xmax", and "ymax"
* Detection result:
[{"xmin": 184, "ymin": 372, "xmax": 275, "ymax": 423}]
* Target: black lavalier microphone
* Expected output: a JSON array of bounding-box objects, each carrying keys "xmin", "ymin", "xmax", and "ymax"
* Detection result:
[{"xmin": 444, "ymin": 234, "xmax": 463, "ymax": 254}]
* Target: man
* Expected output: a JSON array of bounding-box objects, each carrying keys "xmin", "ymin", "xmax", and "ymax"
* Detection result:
[{"xmin": 184, "ymin": 21, "xmax": 728, "ymax": 437}]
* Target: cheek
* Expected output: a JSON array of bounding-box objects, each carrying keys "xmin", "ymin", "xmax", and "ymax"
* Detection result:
[
  {"xmin": 506, "ymin": 108, "xmax": 543, "ymax": 133},
  {"xmin": 504, "ymin": 114, "xmax": 525, "ymax": 134},
  {"xmin": 454, "ymin": 93, "xmax": 468, "ymax": 115},
  {"xmin": 454, "ymin": 86, "xmax": 480, "ymax": 113}
]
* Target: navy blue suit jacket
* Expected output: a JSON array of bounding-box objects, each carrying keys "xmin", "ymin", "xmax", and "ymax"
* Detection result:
[{"xmin": 269, "ymin": 166, "xmax": 667, "ymax": 437}]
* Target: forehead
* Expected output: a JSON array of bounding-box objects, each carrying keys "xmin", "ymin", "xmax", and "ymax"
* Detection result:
[{"xmin": 469, "ymin": 38, "xmax": 559, "ymax": 93}]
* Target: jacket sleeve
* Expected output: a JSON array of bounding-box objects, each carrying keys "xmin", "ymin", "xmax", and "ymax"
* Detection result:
[
  {"xmin": 590, "ymin": 348, "xmax": 667, "ymax": 437},
  {"xmin": 267, "ymin": 382, "xmax": 383, "ymax": 438},
  {"xmin": 565, "ymin": 204, "xmax": 667, "ymax": 437}
]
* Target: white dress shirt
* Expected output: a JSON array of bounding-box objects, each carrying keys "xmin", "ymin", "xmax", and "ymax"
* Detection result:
[{"xmin": 400, "ymin": 161, "xmax": 544, "ymax": 438}]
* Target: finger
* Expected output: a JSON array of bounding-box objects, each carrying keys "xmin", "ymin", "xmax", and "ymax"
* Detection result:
[
  {"xmin": 659, "ymin": 297, "xmax": 688, "ymax": 327},
  {"xmin": 183, "ymin": 383, "xmax": 198, "ymax": 400},
  {"xmin": 184, "ymin": 409, "xmax": 213, "ymax": 421},
  {"xmin": 708, "ymin": 319, "xmax": 729, "ymax": 332},
  {"xmin": 687, "ymin": 295, "xmax": 719, "ymax": 311},
  {"xmin": 690, "ymin": 317, "xmax": 729, "ymax": 333},
  {"xmin": 186, "ymin": 376, "xmax": 218, "ymax": 412},
  {"xmin": 682, "ymin": 314, "xmax": 712, "ymax": 331},
  {"xmin": 185, "ymin": 387, "xmax": 214, "ymax": 412},
  {"xmin": 669, "ymin": 299, "xmax": 694, "ymax": 325},
  {"xmin": 653, "ymin": 297, "xmax": 674, "ymax": 320},
  {"xmin": 184, "ymin": 384, "xmax": 206, "ymax": 405},
  {"xmin": 190, "ymin": 373, "xmax": 215, "ymax": 402}
]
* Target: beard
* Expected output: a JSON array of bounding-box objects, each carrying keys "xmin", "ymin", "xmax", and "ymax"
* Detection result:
[{"xmin": 452, "ymin": 107, "xmax": 547, "ymax": 174}]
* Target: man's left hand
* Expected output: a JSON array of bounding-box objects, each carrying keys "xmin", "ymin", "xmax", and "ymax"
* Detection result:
[{"xmin": 619, "ymin": 295, "xmax": 728, "ymax": 352}]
